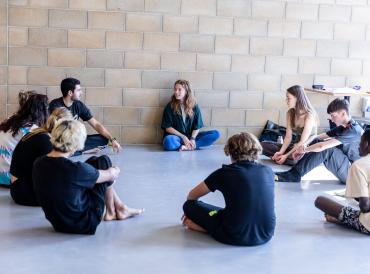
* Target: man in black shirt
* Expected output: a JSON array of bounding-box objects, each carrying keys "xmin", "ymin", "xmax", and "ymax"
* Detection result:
[
  {"xmin": 49, "ymin": 78, "xmax": 121, "ymax": 153},
  {"xmin": 276, "ymin": 98, "xmax": 363, "ymax": 184}
]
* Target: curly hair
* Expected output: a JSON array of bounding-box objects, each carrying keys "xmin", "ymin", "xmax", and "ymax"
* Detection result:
[
  {"xmin": 0, "ymin": 93, "xmax": 48, "ymax": 136},
  {"xmin": 224, "ymin": 132, "xmax": 262, "ymax": 162},
  {"xmin": 51, "ymin": 119, "xmax": 86, "ymax": 153},
  {"xmin": 170, "ymin": 79, "xmax": 196, "ymax": 118},
  {"xmin": 45, "ymin": 107, "xmax": 73, "ymax": 133}
]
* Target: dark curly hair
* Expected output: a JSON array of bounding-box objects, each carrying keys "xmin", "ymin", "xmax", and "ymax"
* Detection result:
[
  {"xmin": 0, "ymin": 93, "xmax": 49, "ymax": 136},
  {"xmin": 224, "ymin": 132, "xmax": 262, "ymax": 162}
]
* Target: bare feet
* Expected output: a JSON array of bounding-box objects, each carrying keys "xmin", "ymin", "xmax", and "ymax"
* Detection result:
[
  {"xmin": 116, "ymin": 205, "xmax": 145, "ymax": 220},
  {"xmin": 179, "ymin": 145, "xmax": 194, "ymax": 151},
  {"xmin": 104, "ymin": 208, "xmax": 116, "ymax": 221},
  {"xmin": 181, "ymin": 215, "xmax": 207, "ymax": 233},
  {"xmin": 325, "ymin": 214, "xmax": 340, "ymax": 224}
]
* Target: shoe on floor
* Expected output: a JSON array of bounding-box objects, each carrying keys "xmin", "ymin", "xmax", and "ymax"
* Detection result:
[{"xmin": 275, "ymin": 169, "xmax": 301, "ymax": 183}]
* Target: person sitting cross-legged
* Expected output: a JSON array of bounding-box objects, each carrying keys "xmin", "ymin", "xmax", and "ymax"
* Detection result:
[{"xmin": 315, "ymin": 130, "xmax": 370, "ymax": 235}]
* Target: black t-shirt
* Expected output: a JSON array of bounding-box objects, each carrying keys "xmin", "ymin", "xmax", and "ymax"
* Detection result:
[
  {"xmin": 49, "ymin": 97, "xmax": 93, "ymax": 121},
  {"xmin": 10, "ymin": 129, "xmax": 53, "ymax": 190},
  {"xmin": 326, "ymin": 119, "xmax": 363, "ymax": 162},
  {"xmin": 204, "ymin": 160, "xmax": 276, "ymax": 246},
  {"xmin": 33, "ymin": 156, "xmax": 99, "ymax": 234}
]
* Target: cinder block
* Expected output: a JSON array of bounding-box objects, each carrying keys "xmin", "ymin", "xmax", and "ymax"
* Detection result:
[
  {"xmin": 316, "ymin": 40, "xmax": 348, "ymax": 58},
  {"xmin": 286, "ymin": 3, "xmax": 318, "ymax": 21},
  {"xmin": 362, "ymin": 60, "xmax": 370, "ymax": 75},
  {"xmin": 248, "ymin": 74, "xmax": 281, "ymax": 92},
  {"xmin": 213, "ymin": 73, "xmax": 247, "ymax": 90},
  {"xmin": 334, "ymin": 23, "xmax": 365, "ymax": 40},
  {"xmin": 126, "ymin": 13, "xmax": 161, "ymax": 32},
  {"xmin": 319, "ymin": 5, "xmax": 351, "ymax": 22},
  {"xmin": 299, "ymin": 57, "xmax": 331, "ymax": 74},
  {"xmin": 103, "ymin": 107, "xmax": 140, "ymax": 125},
  {"xmin": 181, "ymin": 0, "xmax": 216, "ymax": 16},
  {"xmin": 250, "ymin": 38, "xmax": 283, "ymax": 56},
  {"xmin": 349, "ymin": 41, "xmax": 370, "ymax": 59},
  {"xmin": 68, "ymin": 30, "xmax": 105, "ymax": 49},
  {"xmin": 215, "ymin": 36, "xmax": 249, "ymax": 54},
  {"xmin": 336, "ymin": 0, "xmax": 366, "ymax": 4},
  {"xmin": 124, "ymin": 89, "xmax": 160, "ymax": 107},
  {"xmin": 200, "ymin": 108, "xmax": 211, "ymax": 126},
  {"xmin": 180, "ymin": 34, "xmax": 214, "ymax": 53},
  {"xmin": 88, "ymin": 11, "xmax": 125, "ymax": 31},
  {"xmin": 9, "ymin": 0, "xmax": 27, "ymax": 6},
  {"xmin": 199, "ymin": 17, "xmax": 233, "ymax": 35},
  {"xmin": 47, "ymin": 86, "xmax": 63, "ymax": 101},
  {"xmin": 346, "ymin": 76, "xmax": 370, "ymax": 90},
  {"xmin": 48, "ymin": 48, "xmax": 85, "ymax": 67},
  {"xmin": 0, "ymin": 27, "xmax": 6, "ymax": 47},
  {"xmin": 161, "ymin": 53, "xmax": 196, "ymax": 71},
  {"xmin": 252, "ymin": 1, "xmax": 285, "ymax": 19},
  {"xmin": 212, "ymin": 109, "xmax": 245, "ymax": 127},
  {"xmin": 9, "ymin": 7, "xmax": 48, "ymax": 27},
  {"xmin": 263, "ymin": 91, "xmax": 286, "ymax": 110},
  {"xmin": 8, "ymin": 27, "xmax": 28, "ymax": 46},
  {"xmin": 142, "ymin": 71, "xmax": 178, "ymax": 89},
  {"xmin": 246, "ymin": 110, "xmax": 279, "ymax": 127},
  {"xmin": 0, "ymin": 48, "xmax": 5, "ymax": 65},
  {"xmin": 268, "ymin": 21, "xmax": 300, "ymax": 38},
  {"xmin": 29, "ymin": 0, "xmax": 67, "ymax": 8},
  {"xmin": 228, "ymin": 127, "xmax": 262, "ymax": 141},
  {"xmin": 352, "ymin": 7, "xmax": 370, "ymax": 23},
  {"xmin": 217, "ymin": 0, "xmax": 251, "ymax": 17},
  {"xmin": 29, "ymin": 28, "xmax": 67, "ymax": 47},
  {"xmin": 197, "ymin": 54, "xmax": 231, "ymax": 72},
  {"xmin": 331, "ymin": 59, "xmax": 362, "ymax": 76},
  {"xmin": 229, "ymin": 91, "xmax": 263, "ymax": 109},
  {"xmin": 159, "ymin": 89, "xmax": 173, "ymax": 106},
  {"xmin": 140, "ymin": 108, "xmax": 163, "ymax": 126},
  {"xmin": 125, "ymin": 52, "xmax": 160, "ymax": 69},
  {"xmin": 284, "ymin": 39, "xmax": 316, "ymax": 57},
  {"xmin": 234, "ymin": 19, "xmax": 267, "ymax": 36},
  {"xmin": 195, "ymin": 91, "xmax": 229, "ymax": 107},
  {"xmin": 163, "ymin": 15, "xmax": 197, "ymax": 33},
  {"xmin": 178, "ymin": 72, "xmax": 213, "ymax": 89},
  {"xmin": 302, "ymin": 22, "xmax": 333, "ymax": 39},
  {"xmin": 103, "ymin": 126, "xmax": 121, "ymax": 141},
  {"xmin": 144, "ymin": 33, "xmax": 179, "ymax": 51},
  {"xmin": 86, "ymin": 88, "xmax": 123, "ymax": 106},
  {"xmin": 65, "ymin": 68, "xmax": 105, "ymax": 87},
  {"xmin": 86, "ymin": 50, "xmax": 123, "ymax": 68},
  {"xmin": 122, "ymin": 126, "xmax": 158, "ymax": 144},
  {"xmin": 9, "ymin": 47, "xmax": 46, "ymax": 66},
  {"xmin": 28, "ymin": 67, "xmax": 65, "ymax": 85},
  {"xmin": 49, "ymin": 9, "xmax": 87, "ymax": 29},
  {"xmin": 265, "ymin": 56, "xmax": 298, "ymax": 74},
  {"xmin": 281, "ymin": 74, "xmax": 314, "ymax": 91},
  {"xmin": 105, "ymin": 69, "xmax": 141, "ymax": 88},
  {"xmin": 107, "ymin": 0, "xmax": 144, "ymax": 11},
  {"xmin": 231, "ymin": 56, "xmax": 265, "ymax": 73},
  {"xmin": 106, "ymin": 32, "xmax": 143, "ymax": 50},
  {"xmin": 0, "ymin": 66, "xmax": 7, "ymax": 85},
  {"xmin": 69, "ymin": 0, "xmax": 106, "ymax": 10},
  {"xmin": 145, "ymin": 0, "xmax": 181, "ymax": 14},
  {"xmin": 306, "ymin": 92, "xmax": 330, "ymax": 109},
  {"xmin": 314, "ymin": 75, "xmax": 346, "ymax": 88}
]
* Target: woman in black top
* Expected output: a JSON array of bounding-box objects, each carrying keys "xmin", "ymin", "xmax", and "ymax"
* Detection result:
[
  {"xmin": 33, "ymin": 119, "xmax": 143, "ymax": 234},
  {"xmin": 10, "ymin": 108, "xmax": 73, "ymax": 206},
  {"xmin": 182, "ymin": 132, "xmax": 276, "ymax": 246},
  {"xmin": 161, "ymin": 79, "xmax": 220, "ymax": 151}
]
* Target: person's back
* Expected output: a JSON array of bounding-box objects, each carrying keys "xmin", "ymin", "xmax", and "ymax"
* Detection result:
[
  {"xmin": 206, "ymin": 160, "xmax": 275, "ymax": 245},
  {"xmin": 33, "ymin": 155, "xmax": 99, "ymax": 234}
]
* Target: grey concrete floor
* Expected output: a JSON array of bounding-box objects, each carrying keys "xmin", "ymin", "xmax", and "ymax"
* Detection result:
[{"xmin": 0, "ymin": 145, "xmax": 368, "ymax": 274}]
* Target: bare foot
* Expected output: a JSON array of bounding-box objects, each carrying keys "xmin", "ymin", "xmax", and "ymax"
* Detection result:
[
  {"xmin": 116, "ymin": 204, "xmax": 145, "ymax": 220},
  {"xmin": 104, "ymin": 208, "xmax": 116, "ymax": 221},
  {"xmin": 183, "ymin": 218, "xmax": 207, "ymax": 233},
  {"xmin": 325, "ymin": 214, "xmax": 340, "ymax": 224}
]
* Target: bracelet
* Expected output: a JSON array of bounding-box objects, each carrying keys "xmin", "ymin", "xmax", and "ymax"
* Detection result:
[{"xmin": 110, "ymin": 137, "xmax": 117, "ymax": 143}]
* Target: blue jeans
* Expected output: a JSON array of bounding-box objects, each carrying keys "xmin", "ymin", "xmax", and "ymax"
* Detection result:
[{"xmin": 163, "ymin": 130, "xmax": 220, "ymax": 151}]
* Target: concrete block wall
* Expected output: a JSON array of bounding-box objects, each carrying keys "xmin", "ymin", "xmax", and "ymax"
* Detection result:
[{"xmin": 1, "ymin": 0, "xmax": 369, "ymax": 143}]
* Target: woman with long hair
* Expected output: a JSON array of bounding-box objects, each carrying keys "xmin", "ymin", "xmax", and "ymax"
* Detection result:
[
  {"xmin": 10, "ymin": 108, "xmax": 73, "ymax": 206},
  {"xmin": 161, "ymin": 79, "xmax": 220, "ymax": 151},
  {"xmin": 261, "ymin": 85, "xmax": 317, "ymax": 165},
  {"xmin": 0, "ymin": 93, "xmax": 48, "ymax": 186}
]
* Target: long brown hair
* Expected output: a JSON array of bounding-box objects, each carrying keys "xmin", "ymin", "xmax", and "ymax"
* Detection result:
[
  {"xmin": 286, "ymin": 85, "xmax": 317, "ymax": 128},
  {"xmin": 170, "ymin": 79, "xmax": 196, "ymax": 118}
]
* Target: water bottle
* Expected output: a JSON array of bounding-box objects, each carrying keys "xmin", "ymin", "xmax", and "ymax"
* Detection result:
[{"xmin": 277, "ymin": 136, "xmax": 283, "ymax": 145}]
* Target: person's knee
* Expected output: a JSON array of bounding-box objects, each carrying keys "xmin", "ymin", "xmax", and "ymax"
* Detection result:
[
  {"xmin": 183, "ymin": 200, "xmax": 196, "ymax": 215},
  {"xmin": 212, "ymin": 130, "xmax": 220, "ymax": 140},
  {"xmin": 314, "ymin": 196, "xmax": 325, "ymax": 209},
  {"xmin": 97, "ymin": 155, "xmax": 112, "ymax": 170},
  {"xmin": 163, "ymin": 136, "xmax": 179, "ymax": 151}
]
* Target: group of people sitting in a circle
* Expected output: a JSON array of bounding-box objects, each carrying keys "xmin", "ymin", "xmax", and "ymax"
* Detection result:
[{"xmin": 0, "ymin": 78, "xmax": 368, "ymax": 246}]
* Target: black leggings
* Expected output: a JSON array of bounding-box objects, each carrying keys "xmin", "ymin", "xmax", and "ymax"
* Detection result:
[{"xmin": 10, "ymin": 178, "xmax": 39, "ymax": 206}]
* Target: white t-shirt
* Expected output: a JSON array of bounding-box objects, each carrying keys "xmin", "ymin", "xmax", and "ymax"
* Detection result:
[
  {"xmin": 0, "ymin": 125, "xmax": 36, "ymax": 185},
  {"xmin": 345, "ymin": 154, "xmax": 370, "ymax": 231}
]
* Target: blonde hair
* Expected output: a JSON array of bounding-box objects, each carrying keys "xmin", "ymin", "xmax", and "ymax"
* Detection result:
[
  {"xmin": 170, "ymin": 79, "xmax": 196, "ymax": 117},
  {"xmin": 51, "ymin": 119, "xmax": 86, "ymax": 153},
  {"xmin": 224, "ymin": 132, "xmax": 262, "ymax": 162},
  {"xmin": 45, "ymin": 107, "xmax": 73, "ymax": 133}
]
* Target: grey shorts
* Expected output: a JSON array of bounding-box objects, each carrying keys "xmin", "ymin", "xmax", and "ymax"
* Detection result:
[{"xmin": 338, "ymin": 206, "xmax": 370, "ymax": 235}]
